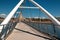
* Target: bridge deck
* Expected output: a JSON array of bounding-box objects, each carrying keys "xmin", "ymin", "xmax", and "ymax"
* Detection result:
[{"xmin": 6, "ymin": 22, "xmax": 50, "ymax": 40}]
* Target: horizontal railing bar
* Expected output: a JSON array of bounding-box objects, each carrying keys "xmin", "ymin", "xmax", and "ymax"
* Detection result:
[{"xmin": 19, "ymin": 6, "xmax": 39, "ymax": 9}]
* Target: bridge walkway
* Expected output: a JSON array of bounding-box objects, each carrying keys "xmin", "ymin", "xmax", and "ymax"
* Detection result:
[{"xmin": 6, "ymin": 22, "xmax": 51, "ymax": 40}]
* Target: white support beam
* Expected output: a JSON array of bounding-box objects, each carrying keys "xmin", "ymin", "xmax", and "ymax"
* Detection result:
[
  {"xmin": 30, "ymin": 0, "xmax": 60, "ymax": 25},
  {"xmin": 0, "ymin": 0, "xmax": 24, "ymax": 32},
  {"xmin": 19, "ymin": 6, "xmax": 39, "ymax": 9}
]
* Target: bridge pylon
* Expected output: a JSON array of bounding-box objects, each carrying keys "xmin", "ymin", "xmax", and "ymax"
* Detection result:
[{"xmin": 18, "ymin": 12, "xmax": 24, "ymax": 22}]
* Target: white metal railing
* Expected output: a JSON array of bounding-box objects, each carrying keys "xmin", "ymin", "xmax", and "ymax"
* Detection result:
[
  {"xmin": 0, "ymin": 0, "xmax": 24, "ymax": 33},
  {"xmin": 0, "ymin": 21, "xmax": 17, "ymax": 40}
]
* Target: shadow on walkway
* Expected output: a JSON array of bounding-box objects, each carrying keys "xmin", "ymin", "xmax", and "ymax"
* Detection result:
[{"xmin": 14, "ymin": 28, "xmax": 52, "ymax": 40}]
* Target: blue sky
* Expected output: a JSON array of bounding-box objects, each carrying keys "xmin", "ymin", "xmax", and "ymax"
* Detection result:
[{"xmin": 0, "ymin": 0, "xmax": 60, "ymax": 18}]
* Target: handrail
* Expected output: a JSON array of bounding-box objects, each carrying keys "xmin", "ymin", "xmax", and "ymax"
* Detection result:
[
  {"xmin": 22, "ymin": 20, "xmax": 59, "ymax": 39},
  {"xmin": 0, "ymin": 0, "xmax": 24, "ymax": 33},
  {"xmin": 0, "ymin": 21, "xmax": 18, "ymax": 40}
]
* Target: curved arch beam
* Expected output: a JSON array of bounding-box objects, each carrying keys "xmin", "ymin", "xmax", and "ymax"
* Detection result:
[
  {"xmin": 0, "ymin": 0, "xmax": 24, "ymax": 32},
  {"xmin": 30, "ymin": 0, "xmax": 60, "ymax": 25}
]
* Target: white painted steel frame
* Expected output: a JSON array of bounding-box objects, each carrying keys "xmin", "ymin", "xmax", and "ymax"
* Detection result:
[
  {"xmin": 29, "ymin": 0, "xmax": 60, "ymax": 25},
  {"xmin": 0, "ymin": 0, "xmax": 24, "ymax": 32},
  {"xmin": 19, "ymin": 6, "xmax": 39, "ymax": 9},
  {"xmin": 0, "ymin": 0, "xmax": 60, "ymax": 33}
]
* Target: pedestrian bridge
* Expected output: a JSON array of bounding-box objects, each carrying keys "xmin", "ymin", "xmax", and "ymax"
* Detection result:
[{"xmin": 0, "ymin": 0, "xmax": 60, "ymax": 40}]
